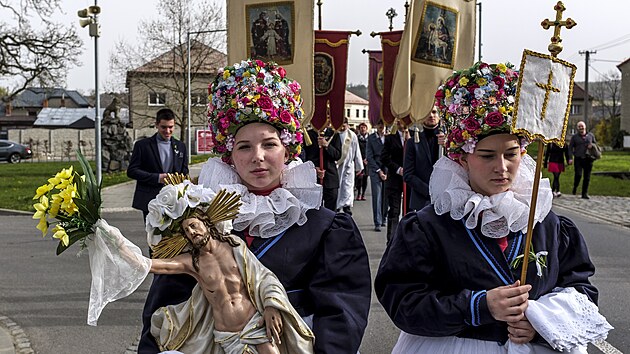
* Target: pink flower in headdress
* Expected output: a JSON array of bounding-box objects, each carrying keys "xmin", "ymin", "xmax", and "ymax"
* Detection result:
[
  {"xmin": 256, "ymin": 96, "xmax": 274, "ymax": 111},
  {"xmin": 257, "ymin": 72, "xmax": 265, "ymax": 79},
  {"xmin": 467, "ymin": 83, "xmax": 480, "ymax": 94},
  {"xmin": 288, "ymin": 82, "xmax": 300, "ymax": 94},
  {"xmin": 295, "ymin": 131, "xmax": 303, "ymax": 143},
  {"xmin": 279, "ymin": 110, "xmax": 293, "ymax": 124},
  {"xmin": 277, "ymin": 67, "xmax": 286, "ymax": 78},
  {"xmin": 226, "ymin": 108, "xmax": 237, "ymax": 120},
  {"xmin": 449, "ymin": 127, "xmax": 464, "ymax": 144},
  {"xmin": 255, "ymin": 60, "xmax": 265, "ymax": 68},
  {"xmin": 462, "ymin": 116, "xmax": 481, "ymax": 133},
  {"xmin": 492, "ymin": 76, "xmax": 505, "ymax": 89},
  {"xmin": 485, "ymin": 111, "xmax": 505, "ymax": 127}
]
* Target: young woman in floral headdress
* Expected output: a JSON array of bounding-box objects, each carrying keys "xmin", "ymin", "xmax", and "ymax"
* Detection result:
[
  {"xmin": 138, "ymin": 59, "xmax": 372, "ymax": 354},
  {"xmin": 375, "ymin": 62, "xmax": 611, "ymax": 353}
]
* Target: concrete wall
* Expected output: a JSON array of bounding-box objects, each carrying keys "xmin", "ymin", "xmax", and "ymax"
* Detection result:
[{"xmin": 7, "ymin": 127, "xmax": 182, "ymax": 160}]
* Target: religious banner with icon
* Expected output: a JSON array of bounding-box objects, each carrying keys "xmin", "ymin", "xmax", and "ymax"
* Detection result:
[
  {"xmin": 311, "ymin": 30, "xmax": 352, "ymax": 131},
  {"xmin": 390, "ymin": 0, "xmax": 475, "ymax": 124},
  {"xmin": 512, "ymin": 50, "xmax": 577, "ymax": 146},
  {"xmin": 380, "ymin": 30, "xmax": 404, "ymax": 126},
  {"xmin": 227, "ymin": 0, "xmax": 314, "ymax": 124},
  {"xmin": 367, "ymin": 50, "xmax": 383, "ymax": 126}
]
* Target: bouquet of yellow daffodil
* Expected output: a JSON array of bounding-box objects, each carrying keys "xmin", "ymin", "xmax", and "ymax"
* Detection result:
[{"xmin": 33, "ymin": 150, "xmax": 101, "ymax": 255}]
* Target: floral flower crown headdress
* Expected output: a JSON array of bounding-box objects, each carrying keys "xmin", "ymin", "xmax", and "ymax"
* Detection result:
[
  {"xmin": 208, "ymin": 59, "xmax": 304, "ymax": 164},
  {"xmin": 435, "ymin": 61, "xmax": 524, "ymax": 161}
]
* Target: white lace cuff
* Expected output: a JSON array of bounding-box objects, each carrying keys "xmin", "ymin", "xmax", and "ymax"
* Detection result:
[{"xmin": 526, "ymin": 287, "xmax": 613, "ymax": 351}]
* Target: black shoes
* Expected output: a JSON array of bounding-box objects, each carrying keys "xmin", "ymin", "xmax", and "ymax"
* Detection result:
[
  {"xmin": 374, "ymin": 226, "xmax": 382, "ymax": 232},
  {"xmin": 581, "ymin": 195, "xmax": 590, "ymax": 199},
  {"xmin": 343, "ymin": 206, "xmax": 352, "ymax": 215}
]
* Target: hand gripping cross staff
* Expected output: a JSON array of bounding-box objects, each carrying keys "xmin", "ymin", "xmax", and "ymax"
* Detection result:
[{"xmin": 511, "ymin": 1, "xmax": 577, "ymax": 285}]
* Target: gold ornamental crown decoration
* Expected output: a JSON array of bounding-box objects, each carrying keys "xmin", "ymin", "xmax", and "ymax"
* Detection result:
[{"xmin": 151, "ymin": 174, "xmax": 242, "ymax": 259}]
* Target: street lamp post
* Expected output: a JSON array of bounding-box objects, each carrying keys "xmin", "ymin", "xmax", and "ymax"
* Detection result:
[
  {"xmin": 78, "ymin": 3, "xmax": 102, "ymax": 183},
  {"xmin": 186, "ymin": 29, "xmax": 226, "ymax": 164}
]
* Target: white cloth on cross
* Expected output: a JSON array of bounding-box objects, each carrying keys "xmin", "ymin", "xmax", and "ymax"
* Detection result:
[{"xmin": 513, "ymin": 50, "xmax": 577, "ymax": 144}]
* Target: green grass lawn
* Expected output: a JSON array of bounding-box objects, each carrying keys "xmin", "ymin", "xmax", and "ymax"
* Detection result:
[
  {"xmin": 1, "ymin": 161, "xmax": 130, "ymax": 212},
  {"xmin": 527, "ymin": 145, "xmax": 630, "ymax": 197}
]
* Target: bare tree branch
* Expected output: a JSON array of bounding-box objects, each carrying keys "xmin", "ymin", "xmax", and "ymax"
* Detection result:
[
  {"xmin": 110, "ymin": 0, "xmax": 226, "ymax": 140},
  {"xmin": 0, "ymin": 0, "xmax": 82, "ymax": 100}
]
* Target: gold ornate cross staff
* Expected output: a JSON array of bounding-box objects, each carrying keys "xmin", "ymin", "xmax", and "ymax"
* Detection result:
[
  {"xmin": 519, "ymin": 1, "xmax": 576, "ymax": 284},
  {"xmin": 535, "ymin": 70, "xmax": 561, "ymax": 120},
  {"xmin": 541, "ymin": 1, "xmax": 577, "ymax": 57}
]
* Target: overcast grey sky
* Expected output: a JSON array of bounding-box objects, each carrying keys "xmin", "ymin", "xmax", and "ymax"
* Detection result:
[{"xmin": 24, "ymin": 0, "xmax": 630, "ymax": 92}]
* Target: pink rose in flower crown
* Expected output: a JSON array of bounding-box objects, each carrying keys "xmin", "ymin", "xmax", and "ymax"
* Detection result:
[
  {"xmin": 255, "ymin": 59, "xmax": 265, "ymax": 68},
  {"xmin": 256, "ymin": 96, "xmax": 274, "ymax": 111},
  {"xmin": 278, "ymin": 67, "xmax": 286, "ymax": 78},
  {"xmin": 484, "ymin": 111, "xmax": 505, "ymax": 127},
  {"xmin": 279, "ymin": 110, "xmax": 293, "ymax": 124},
  {"xmin": 492, "ymin": 76, "xmax": 505, "ymax": 89},
  {"xmin": 462, "ymin": 116, "xmax": 481, "ymax": 133}
]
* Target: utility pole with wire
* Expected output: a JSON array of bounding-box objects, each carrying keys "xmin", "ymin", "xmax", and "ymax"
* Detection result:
[{"xmin": 579, "ymin": 50, "xmax": 597, "ymax": 128}]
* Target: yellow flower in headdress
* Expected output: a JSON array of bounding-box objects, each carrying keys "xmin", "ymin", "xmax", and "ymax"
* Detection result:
[
  {"xmin": 243, "ymin": 71, "xmax": 251, "ymax": 78},
  {"xmin": 52, "ymin": 225, "xmax": 69, "ymax": 247},
  {"xmin": 499, "ymin": 106, "xmax": 507, "ymax": 115},
  {"xmin": 458, "ymin": 77, "xmax": 469, "ymax": 87},
  {"xmin": 497, "ymin": 63, "xmax": 507, "ymax": 73},
  {"xmin": 476, "ymin": 77, "xmax": 488, "ymax": 86},
  {"xmin": 223, "ymin": 70, "xmax": 230, "ymax": 80},
  {"xmin": 445, "ymin": 89, "xmax": 452, "ymax": 98}
]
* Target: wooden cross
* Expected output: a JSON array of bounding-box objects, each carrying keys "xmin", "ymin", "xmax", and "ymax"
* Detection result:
[
  {"xmin": 541, "ymin": 1, "xmax": 577, "ymax": 56},
  {"xmin": 535, "ymin": 70, "xmax": 561, "ymax": 120}
]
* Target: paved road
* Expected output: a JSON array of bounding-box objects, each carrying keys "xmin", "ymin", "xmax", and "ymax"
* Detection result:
[{"xmin": 1, "ymin": 169, "xmax": 629, "ymax": 353}]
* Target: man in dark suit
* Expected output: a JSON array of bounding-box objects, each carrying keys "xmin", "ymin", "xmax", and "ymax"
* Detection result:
[
  {"xmin": 127, "ymin": 108, "xmax": 193, "ymax": 353},
  {"xmin": 404, "ymin": 107, "xmax": 445, "ymax": 211},
  {"xmin": 366, "ymin": 121, "xmax": 387, "ymax": 231},
  {"xmin": 127, "ymin": 108, "xmax": 189, "ymax": 219},
  {"xmin": 381, "ymin": 120, "xmax": 409, "ymax": 242},
  {"xmin": 303, "ymin": 126, "xmax": 342, "ymax": 210}
]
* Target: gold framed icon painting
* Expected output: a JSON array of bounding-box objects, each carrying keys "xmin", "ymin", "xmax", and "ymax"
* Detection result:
[
  {"xmin": 246, "ymin": 1, "xmax": 295, "ymax": 65},
  {"xmin": 412, "ymin": 1, "xmax": 459, "ymax": 69}
]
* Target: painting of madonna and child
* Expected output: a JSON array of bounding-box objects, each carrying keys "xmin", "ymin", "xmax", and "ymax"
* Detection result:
[
  {"xmin": 247, "ymin": 2, "xmax": 294, "ymax": 65},
  {"xmin": 412, "ymin": 2, "xmax": 458, "ymax": 68}
]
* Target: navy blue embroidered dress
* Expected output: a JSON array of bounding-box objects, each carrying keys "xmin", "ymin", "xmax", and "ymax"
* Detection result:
[{"xmin": 375, "ymin": 206, "xmax": 597, "ymax": 347}]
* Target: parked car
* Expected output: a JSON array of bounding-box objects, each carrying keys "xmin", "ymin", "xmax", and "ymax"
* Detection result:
[{"xmin": 0, "ymin": 140, "xmax": 33, "ymax": 163}]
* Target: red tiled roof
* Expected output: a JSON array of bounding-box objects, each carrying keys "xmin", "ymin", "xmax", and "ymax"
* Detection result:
[
  {"xmin": 129, "ymin": 41, "xmax": 227, "ymax": 75},
  {"xmin": 345, "ymin": 90, "xmax": 368, "ymax": 105}
]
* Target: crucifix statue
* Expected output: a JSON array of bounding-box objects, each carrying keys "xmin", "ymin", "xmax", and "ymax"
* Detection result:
[{"xmin": 540, "ymin": 1, "xmax": 577, "ymax": 56}]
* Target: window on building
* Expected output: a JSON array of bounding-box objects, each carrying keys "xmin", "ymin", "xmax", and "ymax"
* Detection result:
[
  {"xmin": 570, "ymin": 104, "xmax": 581, "ymax": 115},
  {"xmin": 191, "ymin": 93, "xmax": 208, "ymax": 106},
  {"xmin": 356, "ymin": 109, "xmax": 360, "ymax": 118},
  {"xmin": 363, "ymin": 109, "xmax": 367, "ymax": 118},
  {"xmin": 346, "ymin": 108, "xmax": 351, "ymax": 117},
  {"xmin": 148, "ymin": 92, "xmax": 167, "ymax": 106}
]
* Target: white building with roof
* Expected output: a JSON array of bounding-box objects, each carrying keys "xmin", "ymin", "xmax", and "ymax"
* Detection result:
[{"xmin": 344, "ymin": 90, "xmax": 369, "ymax": 129}]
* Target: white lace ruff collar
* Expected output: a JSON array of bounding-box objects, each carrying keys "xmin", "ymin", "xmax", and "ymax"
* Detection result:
[
  {"xmin": 429, "ymin": 154, "xmax": 553, "ymax": 238},
  {"xmin": 198, "ymin": 158, "xmax": 323, "ymax": 238}
]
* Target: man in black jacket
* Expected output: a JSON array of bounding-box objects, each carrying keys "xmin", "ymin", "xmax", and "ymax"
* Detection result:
[
  {"xmin": 381, "ymin": 120, "xmax": 410, "ymax": 242},
  {"xmin": 303, "ymin": 127, "xmax": 342, "ymax": 210},
  {"xmin": 366, "ymin": 121, "xmax": 387, "ymax": 231},
  {"xmin": 127, "ymin": 108, "xmax": 189, "ymax": 219}
]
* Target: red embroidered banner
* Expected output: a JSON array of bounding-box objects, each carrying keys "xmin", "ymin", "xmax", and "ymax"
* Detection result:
[
  {"xmin": 367, "ymin": 50, "xmax": 383, "ymax": 127},
  {"xmin": 312, "ymin": 30, "xmax": 352, "ymax": 131},
  {"xmin": 380, "ymin": 31, "xmax": 410, "ymax": 127}
]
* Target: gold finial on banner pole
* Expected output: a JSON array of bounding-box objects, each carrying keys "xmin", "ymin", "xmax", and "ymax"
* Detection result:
[
  {"xmin": 540, "ymin": 1, "xmax": 577, "ymax": 57},
  {"xmin": 519, "ymin": 1, "xmax": 577, "ymax": 285},
  {"xmin": 386, "ymin": 7, "xmax": 398, "ymax": 31}
]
